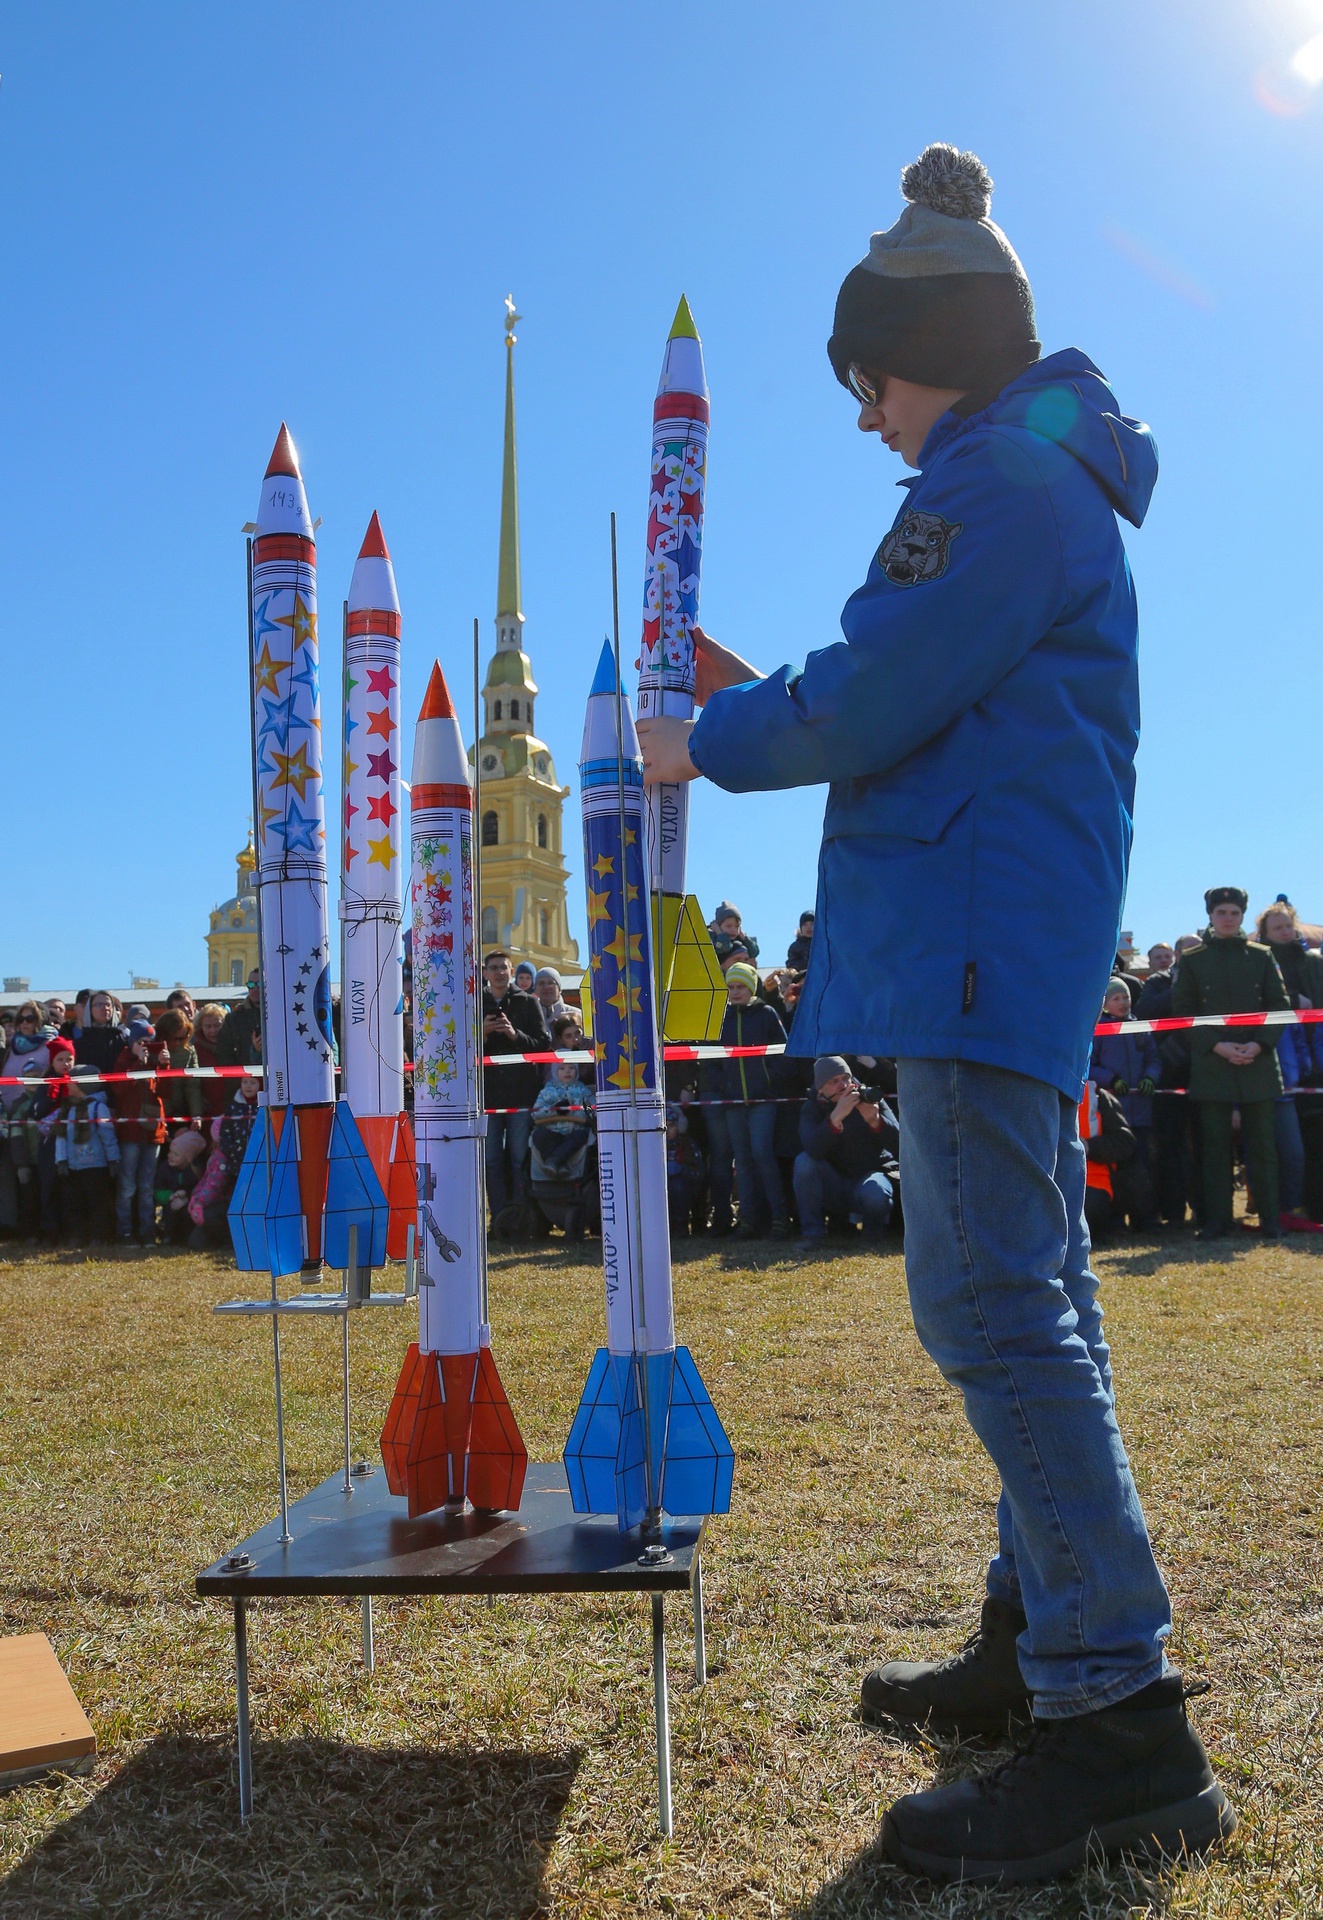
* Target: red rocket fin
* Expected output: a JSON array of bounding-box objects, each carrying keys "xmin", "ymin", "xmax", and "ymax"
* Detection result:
[
  {"xmin": 386, "ymin": 1111, "xmax": 417, "ymax": 1260},
  {"xmin": 265, "ymin": 422, "xmax": 300, "ymax": 478},
  {"xmin": 466, "ymin": 1347, "xmax": 529, "ymax": 1512},
  {"xmin": 419, "ymin": 662, "xmax": 455, "ymax": 721},
  {"xmin": 380, "ymin": 1342, "xmax": 426, "ymax": 1497},
  {"xmin": 358, "ymin": 511, "xmax": 390, "ymax": 559}
]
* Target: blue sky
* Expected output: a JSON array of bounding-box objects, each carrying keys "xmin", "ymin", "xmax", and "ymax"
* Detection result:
[{"xmin": 2, "ymin": 1, "xmax": 1320, "ymax": 990}]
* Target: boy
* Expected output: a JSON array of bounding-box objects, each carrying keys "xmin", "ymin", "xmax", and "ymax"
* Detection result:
[{"xmin": 639, "ymin": 143, "xmax": 1231, "ymax": 1883}]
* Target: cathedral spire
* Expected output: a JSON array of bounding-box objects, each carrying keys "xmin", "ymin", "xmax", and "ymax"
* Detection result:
[{"xmin": 496, "ymin": 295, "xmax": 523, "ymax": 639}]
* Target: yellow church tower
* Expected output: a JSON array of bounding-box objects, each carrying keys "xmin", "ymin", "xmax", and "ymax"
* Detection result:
[
  {"xmin": 470, "ymin": 298, "xmax": 580, "ymax": 972},
  {"xmin": 206, "ymin": 829, "xmax": 260, "ymax": 988}
]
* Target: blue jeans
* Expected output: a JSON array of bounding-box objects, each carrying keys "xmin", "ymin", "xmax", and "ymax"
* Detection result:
[
  {"xmin": 704, "ymin": 1105, "xmax": 735, "ymax": 1228},
  {"xmin": 896, "ymin": 1058, "xmax": 1170, "ymax": 1717},
  {"xmin": 793, "ymin": 1153, "xmax": 892, "ymax": 1239},
  {"xmin": 726, "ymin": 1102, "xmax": 786, "ymax": 1228},
  {"xmin": 116, "ymin": 1139, "xmax": 159, "ymax": 1238},
  {"xmin": 485, "ymin": 1110, "xmax": 531, "ymax": 1217},
  {"xmin": 1275, "ymin": 1096, "xmax": 1305, "ymax": 1213}
]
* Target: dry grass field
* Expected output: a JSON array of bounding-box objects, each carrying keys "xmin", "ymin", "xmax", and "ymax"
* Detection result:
[{"xmin": 0, "ymin": 1231, "xmax": 1319, "ymax": 1918}]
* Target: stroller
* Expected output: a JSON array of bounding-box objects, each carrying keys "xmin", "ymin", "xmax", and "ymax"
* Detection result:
[{"xmin": 525, "ymin": 1120, "xmax": 599, "ymax": 1241}]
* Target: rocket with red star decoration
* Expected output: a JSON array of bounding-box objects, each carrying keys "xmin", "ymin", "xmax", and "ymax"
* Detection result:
[
  {"xmin": 339, "ymin": 513, "xmax": 416, "ymax": 1256},
  {"xmin": 379, "ymin": 664, "xmax": 528, "ymax": 1516},
  {"xmin": 228, "ymin": 427, "xmax": 390, "ymax": 1280}
]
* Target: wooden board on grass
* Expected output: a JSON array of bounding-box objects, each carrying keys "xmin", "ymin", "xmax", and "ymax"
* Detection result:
[{"xmin": 0, "ymin": 1632, "xmax": 96, "ymax": 1790}]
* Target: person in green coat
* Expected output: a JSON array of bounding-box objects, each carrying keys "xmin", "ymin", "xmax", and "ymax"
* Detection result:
[{"xmin": 1171, "ymin": 887, "xmax": 1289, "ymax": 1240}]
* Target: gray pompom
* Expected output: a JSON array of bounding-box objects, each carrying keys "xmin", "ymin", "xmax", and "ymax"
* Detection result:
[{"xmin": 900, "ymin": 144, "xmax": 992, "ymax": 220}]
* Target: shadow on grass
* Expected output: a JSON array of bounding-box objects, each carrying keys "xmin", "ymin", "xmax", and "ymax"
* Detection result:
[
  {"xmin": 0, "ymin": 1732, "xmax": 580, "ymax": 1920},
  {"xmin": 794, "ymin": 1828, "xmax": 1181, "ymax": 1919}
]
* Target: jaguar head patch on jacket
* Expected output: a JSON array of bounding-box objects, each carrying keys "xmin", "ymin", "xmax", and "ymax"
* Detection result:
[{"xmin": 877, "ymin": 510, "xmax": 963, "ymax": 586}]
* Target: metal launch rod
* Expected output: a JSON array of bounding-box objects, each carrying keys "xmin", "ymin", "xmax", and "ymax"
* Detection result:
[
  {"xmin": 609, "ymin": 512, "xmax": 661, "ymax": 1535},
  {"xmin": 247, "ymin": 534, "xmax": 291, "ymax": 1544}
]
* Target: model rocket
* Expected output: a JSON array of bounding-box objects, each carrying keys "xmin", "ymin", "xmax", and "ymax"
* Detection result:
[
  {"xmin": 380, "ymin": 663, "xmax": 528, "ymax": 1516},
  {"xmin": 229, "ymin": 426, "xmax": 389, "ymax": 1278},
  {"xmin": 340, "ymin": 513, "xmax": 416, "ymax": 1257},
  {"xmin": 635, "ymin": 298, "xmax": 726, "ymax": 1043},
  {"xmin": 563, "ymin": 642, "xmax": 733, "ymax": 1533}
]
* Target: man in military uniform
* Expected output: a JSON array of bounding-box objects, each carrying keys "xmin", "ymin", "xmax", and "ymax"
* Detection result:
[{"xmin": 1171, "ymin": 887, "xmax": 1289, "ymax": 1240}]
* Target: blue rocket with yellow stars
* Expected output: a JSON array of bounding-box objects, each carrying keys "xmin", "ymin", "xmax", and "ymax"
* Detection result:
[
  {"xmin": 228, "ymin": 425, "xmax": 388, "ymax": 1280},
  {"xmin": 563, "ymin": 641, "xmax": 734, "ymax": 1533}
]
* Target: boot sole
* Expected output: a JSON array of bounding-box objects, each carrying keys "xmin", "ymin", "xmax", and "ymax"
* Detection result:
[
  {"xmin": 859, "ymin": 1695, "xmax": 1033, "ymax": 1739},
  {"xmin": 881, "ymin": 1782, "xmax": 1236, "ymax": 1885}
]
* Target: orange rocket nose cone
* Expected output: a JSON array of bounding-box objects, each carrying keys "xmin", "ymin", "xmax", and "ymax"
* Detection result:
[
  {"xmin": 265, "ymin": 422, "xmax": 301, "ymax": 478},
  {"xmin": 358, "ymin": 510, "xmax": 390, "ymax": 560},
  {"xmin": 419, "ymin": 662, "xmax": 456, "ymax": 721}
]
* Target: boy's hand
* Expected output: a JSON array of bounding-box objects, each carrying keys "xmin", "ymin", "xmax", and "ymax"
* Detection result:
[
  {"xmin": 691, "ymin": 625, "xmax": 764, "ymax": 706},
  {"xmin": 637, "ymin": 715, "xmax": 701, "ymax": 785},
  {"xmin": 1138, "ymin": 1076, "xmax": 1156, "ymax": 1096}
]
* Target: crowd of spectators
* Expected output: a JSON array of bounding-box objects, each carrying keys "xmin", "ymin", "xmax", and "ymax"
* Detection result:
[{"xmin": 3, "ymin": 886, "xmax": 1320, "ymax": 1256}]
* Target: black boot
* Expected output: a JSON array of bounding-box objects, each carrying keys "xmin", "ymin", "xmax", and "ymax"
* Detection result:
[
  {"xmin": 880, "ymin": 1674, "xmax": 1235, "ymax": 1885},
  {"xmin": 860, "ymin": 1596, "xmax": 1032, "ymax": 1737}
]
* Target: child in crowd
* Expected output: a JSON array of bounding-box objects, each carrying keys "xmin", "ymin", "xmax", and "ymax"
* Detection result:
[
  {"xmin": 1090, "ymin": 977, "xmax": 1159, "ymax": 1222},
  {"xmin": 154, "ymin": 1008, "xmax": 203, "ymax": 1127},
  {"xmin": 665, "ymin": 1103, "xmax": 706, "ymax": 1234},
  {"xmin": 156, "ymin": 1128, "xmax": 210, "ymax": 1244},
  {"xmin": 186, "ymin": 1118, "xmax": 232, "ymax": 1250},
  {"xmin": 111, "ymin": 1022, "xmax": 170, "ymax": 1244},
  {"xmin": 531, "ymin": 1060, "xmax": 595, "ymax": 1169},
  {"xmin": 708, "ymin": 900, "xmax": 760, "ymax": 968},
  {"xmin": 52, "ymin": 1064, "xmax": 120, "ymax": 1243}
]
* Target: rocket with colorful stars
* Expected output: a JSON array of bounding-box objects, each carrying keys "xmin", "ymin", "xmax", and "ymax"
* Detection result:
[
  {"xmin": 380, "ymin": 663, "xmax": 528, "ymax": 1516},
  {"xmin": 635, "ymin": 298, "xmax": 727, "ymax": 1044},
  {"xmin": 340, "ymin": 513, "xmax": 416, "ymax": 1256},
  {"xmin": 563, "ymin": 642, "xmax": 733, "ymax": 1533},
  {"xmin": 228, "ymin": 426, "xmax": 389, "ymax": 1279}
]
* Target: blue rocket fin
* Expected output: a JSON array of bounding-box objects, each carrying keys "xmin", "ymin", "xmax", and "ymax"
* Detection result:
[
  {"xmin": 263, "ymin": 1109, "xmax": 307, "ymax": 1279},
  {"xmin": 227, "ymin": 1108, "xmax": 271, "ymax": 1273},
  {"xmin": 659, "ymin": 1346, "xmax": 735, "ymax": 1517},
  {"xmin": 563, "ymin": 1345, "xmax": 733, "ymax": 1531},
  {"xmin": 564, "ymin": 1348, "xmax": 619, "ymax": 1516},
  {"xmin": 322, "ymin": 1099, "xmax": 389, "ymax": 1270}
]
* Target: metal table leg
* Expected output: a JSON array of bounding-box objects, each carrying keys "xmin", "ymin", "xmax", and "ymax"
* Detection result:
[
  {"xmin": 691, "ymin": 1553, "xmax": 707, "ymax": 1687},
  {"xmin": 361, "ymin": 1595, "xmax": 375, "ymax": 1672},
  {"xmin": 652, "ymin": 1591, "xmax": 673, "ymax": 1837},
  {"xmin": 234, "ymin": 1597, "xmax": 253, "ymax": 1824}
]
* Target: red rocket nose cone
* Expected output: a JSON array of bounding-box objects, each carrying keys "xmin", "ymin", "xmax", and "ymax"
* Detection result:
[
  {"xmin": 358, "ymin": 510, "xmax": 390, "ymax": 560},
  {"xmin": 419, "ymin": 662, "xmax": 455, "ymax": 721},
  {"xmin": 265, "ymin": 422, "xmax": 300, "ymax": 478}
]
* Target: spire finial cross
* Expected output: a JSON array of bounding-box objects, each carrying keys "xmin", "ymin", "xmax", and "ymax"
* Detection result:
[{"xmin": 503, "ymin": 293, "xmax": 521, "ymax": 346}]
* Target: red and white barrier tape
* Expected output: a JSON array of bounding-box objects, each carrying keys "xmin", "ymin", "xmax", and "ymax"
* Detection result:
[{"xmin": 3, "ymin": 1006, "xmax": 1319, "ymax": 1086}]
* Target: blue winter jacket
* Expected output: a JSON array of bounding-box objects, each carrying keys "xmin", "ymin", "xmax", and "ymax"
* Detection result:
[{"xmin": 688, "ymin": 350, "xmax": 1157, "ymax": 1101}]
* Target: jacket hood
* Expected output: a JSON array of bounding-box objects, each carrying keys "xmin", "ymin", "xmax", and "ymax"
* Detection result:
[{"xmin": 934, "ymin": 348, "xmax": 1158, "ymax": 528}]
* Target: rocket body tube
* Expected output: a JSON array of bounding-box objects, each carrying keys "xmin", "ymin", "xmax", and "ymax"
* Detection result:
[
  {"xmin": 636, "ymin": 297, "xmax": 708, "ymax": 900},
  {"xmin": 563, "ymin": 643, "xmax": 732, "ymax": 1532},
  {"xmin": 340, "ymin": 512, "xmax": 405, "ymax": 1119},
  {"xmin": 251, "ymin": 426, "xmax": 336, "ymax": 1109},
  {"xmin": 379, "ymin": 664, "xmax": 527, "ymax": 1516},
  {"xmin": 340, "ymin": 514, "xmax": 414, "ymax": 1255}
]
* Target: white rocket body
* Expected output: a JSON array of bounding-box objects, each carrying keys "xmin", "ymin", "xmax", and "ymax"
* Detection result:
[
  {"xmin": 636, "ymin": 306, "xmax": 708, "ymax": 901},
  {"xmin": 250, "ymin": 427, "xmax": 335, "ymax": 1109},
  {"xmin": 409, "ymin": 670, "xmax": 486, "ymax": 1357},
  {"xmin": 340, "ymin": 515, "xmax": 405, "ymax": 1119}
]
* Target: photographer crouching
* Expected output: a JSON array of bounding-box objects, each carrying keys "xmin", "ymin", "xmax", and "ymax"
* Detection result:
[{"xmin": 795, "ymin": 1057, "xmax": 899, "ymax": 1254}]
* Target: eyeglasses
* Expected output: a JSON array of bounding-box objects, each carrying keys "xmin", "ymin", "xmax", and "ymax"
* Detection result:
[
  {"xmin": 846, "ymin": 364, "xmax": 881, "ymax": 407},
  {"xmin": 18, "ymin": 1013, "xmax": 38, "ymax": 1024}
]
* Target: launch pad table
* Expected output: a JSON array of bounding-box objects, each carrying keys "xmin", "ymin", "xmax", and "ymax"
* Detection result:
[{"xmin": 197, "ymin": 1461, "xmax": 707, "ymax": 1836}]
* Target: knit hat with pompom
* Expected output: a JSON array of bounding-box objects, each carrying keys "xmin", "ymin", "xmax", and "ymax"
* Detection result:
[{"xmin": 828, "ymin": 144, "xmax": 1039, "ymax": 396}]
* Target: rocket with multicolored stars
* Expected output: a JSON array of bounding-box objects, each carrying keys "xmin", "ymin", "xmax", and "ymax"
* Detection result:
[
  {"xmin": 380, "ymin": 663, "xmax": 528, "ymax": 1516},
  {"xmin": 340, "ymin": 514, "xmax": 415, "ymax": 1255},
  {"xmin": 228, "ymin": 426, "xmax": 389, "ymax": 1280},
  {"xmin": 635, "ymin": 298, "xmax": 728, "ymax": 1045},
  {"xmin": 563, "ymin": 641, "xmax": 733, "ymax": 1534}
]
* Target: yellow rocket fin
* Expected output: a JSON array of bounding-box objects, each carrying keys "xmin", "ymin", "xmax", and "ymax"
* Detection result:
[{"xmin": 652, "ymin": 892, "xmax": 727, "ymax": 1044}]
